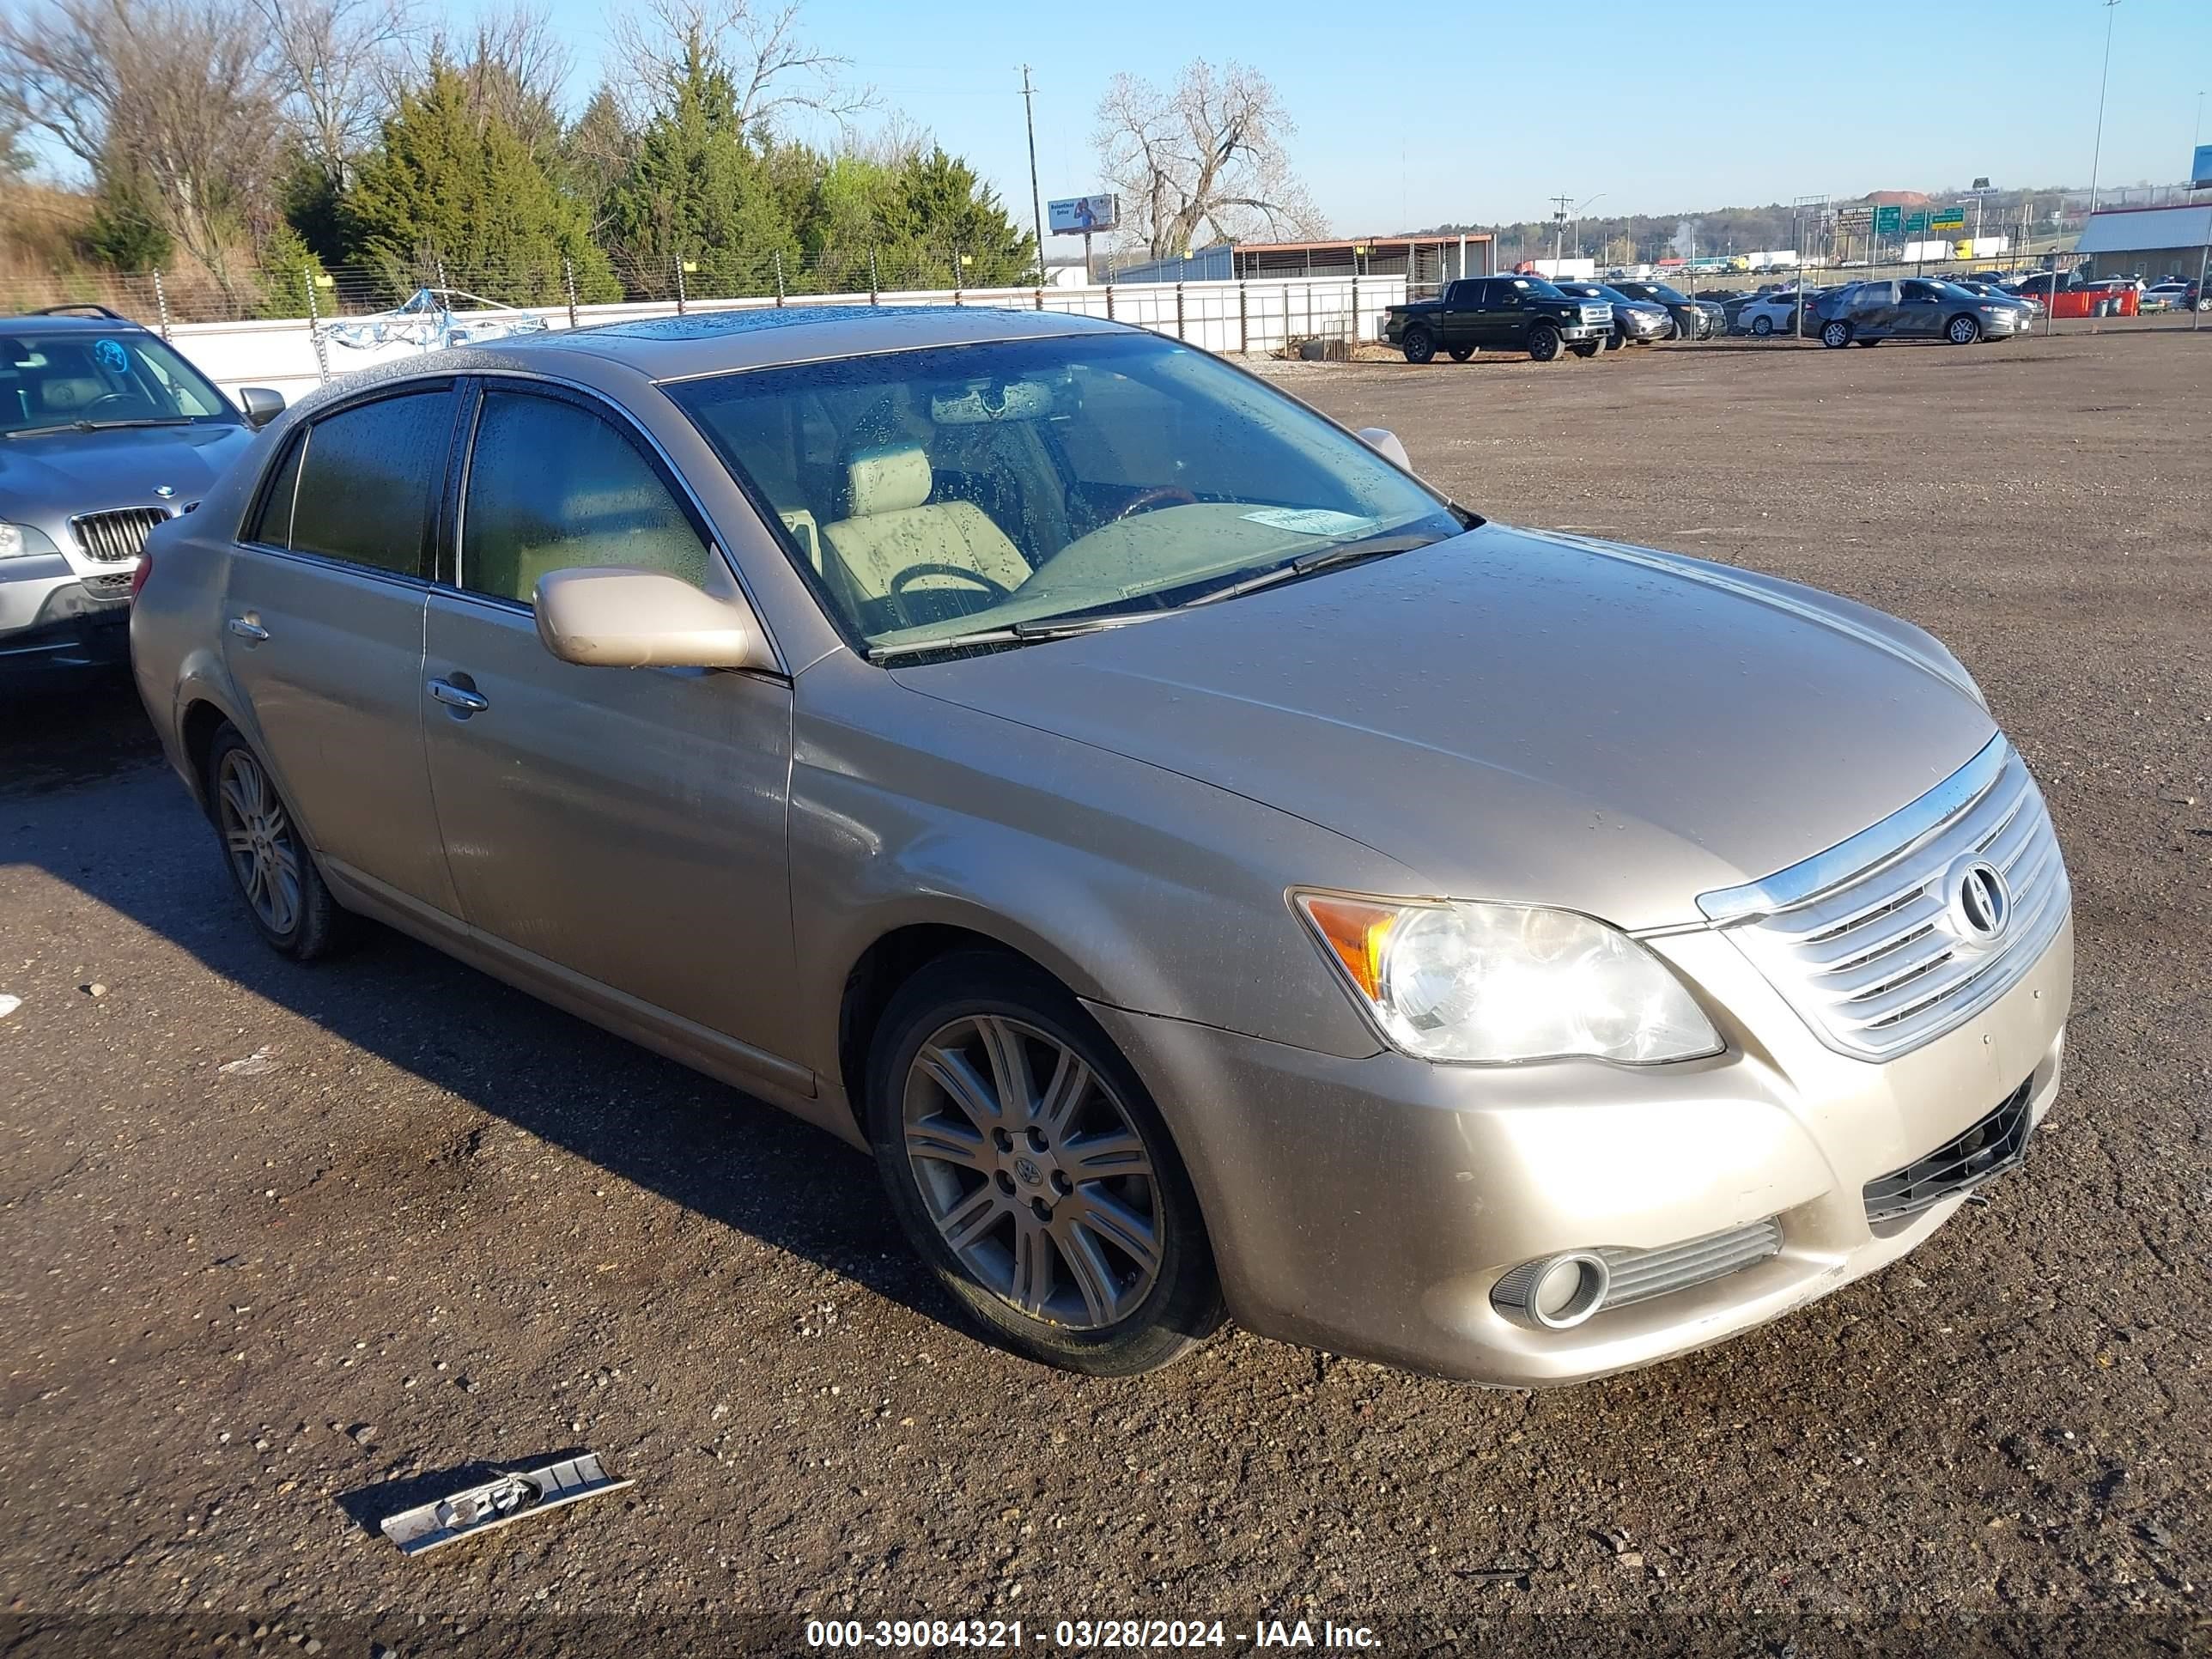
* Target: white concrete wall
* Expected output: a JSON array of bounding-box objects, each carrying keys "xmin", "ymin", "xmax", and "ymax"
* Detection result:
[{"xmin": 169, "ymin": 275, "xmax": 1409, "ymax": 401}]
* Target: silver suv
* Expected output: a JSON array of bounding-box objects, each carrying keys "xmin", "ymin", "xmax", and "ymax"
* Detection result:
[{"xmin": 1, "ymin": 309, "xmax": 282, "ymax": 676}]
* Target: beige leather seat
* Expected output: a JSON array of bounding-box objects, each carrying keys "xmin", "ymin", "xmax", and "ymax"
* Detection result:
[
  {"xmin": 36, "ymin": 377, "xmax": 106, "ymax": 414},
  {"xmin": 822, "ymin": 445, "xmax": 1030, "ymax": 600}
]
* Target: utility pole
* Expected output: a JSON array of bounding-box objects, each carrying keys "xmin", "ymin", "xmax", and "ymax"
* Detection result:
[
  {"xmin": 1020, "ymin": 66, "xmax": 1047, "ymax": 285},
  {"xmin": 1551, "ymin": 193, "xmax": 1573, "ymax": 265},
  {"xmin": 2089, "ymin": 0, "xmax": 2122, "ymax": 214}
]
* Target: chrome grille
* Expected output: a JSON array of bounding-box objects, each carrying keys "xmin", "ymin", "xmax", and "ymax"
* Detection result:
[
  {"xmin": 1600, "ymin": 1218, "xmax": 1782, "ymax": 1310},
  {"xmin": 70, "ymin": 506, "xmax": 170, "ymax": 563},
  {"xmin": 1698, "ymin": 737, "xmax": 2069, "ymax": 1060}
]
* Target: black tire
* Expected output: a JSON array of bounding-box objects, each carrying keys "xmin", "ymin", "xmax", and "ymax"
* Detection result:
[
  {"xmin": 1603, "ymin": 326, "xmax": 1625, "ymax": 350},
  {"xmin": 865, "ymin": 951, "xmax": 1224, "ymax": 1376},
  {"xmin": 1664, "ymin": 317, "xmax": 1683, "ymax": 341},
  {"xmin": 1401, "ymin": 325, "xmax": 1437, "ymax": 364},
  {"xmin": 1751, "ymin": 314, "xmax": 1774, "ymax": 337},
  {"xmin": 1445, "ymin": 345, "xmax": 1475, "ymax": 362},
  {"xmin": 1568, "ymin": 339, "xmax": 1601, "ymax": 358},
  {"xmin": 1946, "ymin": 313, "xmax": 1981, "ymax": 345},
  {"xmin": 1820, "ymin": 319, "xmax": 1852, "ymax": 349},
  {"xmin": 1526, "ymin": 324, "xmax": 1561, "ymax": 362},
  {"xmin": 204, "ymin": 723, "xmax": 349, "ymax": 961}
]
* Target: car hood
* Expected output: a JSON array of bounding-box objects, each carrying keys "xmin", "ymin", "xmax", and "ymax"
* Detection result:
[
  {"xmin": 0, "ymin": 422, "xmax": 256, "ymax": 520},
  {"xmin": 891, "ymin": 523, "xmax": 1997, "ymax": 930}
]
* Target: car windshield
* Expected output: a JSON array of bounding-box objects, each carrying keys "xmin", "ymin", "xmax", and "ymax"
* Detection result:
[
  {"xmin": 666, "ymin": 331, "xmax": 1468, "ymax": 658},
  {"xmin": 1645, "ymin": 284, "xmax": 1690, "ymax": 305},
  {"xmin": 1595, "ymin": 286, "xmax": 1639, "ymax": 305},
  {"xmin": 0, "ymin": 329, "xmax": 238, "ymax": 436}
]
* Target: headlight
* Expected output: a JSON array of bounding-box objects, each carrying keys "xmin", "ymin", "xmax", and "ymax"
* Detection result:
[
  {"xmin": 1292, "ymin": 893, "xmax": 1723, "ymax": 1065},
  {"xmin": 0, "ymin": 520, "xmax": 60, "ymax": 560}
]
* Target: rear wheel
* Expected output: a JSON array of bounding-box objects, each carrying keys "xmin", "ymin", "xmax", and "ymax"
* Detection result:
[
  {"xmin": 205, "ymin": 724, "xmax": 348, "ymax": 960},
  {"xmin": 1946, "ymin": 313, "xmax": 1981, "ymax": 345},
  {"xmin": 1401, "ymin": 325, "xmax": 1437, "ymax": 364},
  {"xmin": 1820, "ymin": 319, "xmax": 1852, "ymax": 349},
  {"xmin": 1446, "ymin": 345, "xmax": 1475, "ymax": 362},
  {"xmin": 1526, "ymin": 324, "xmax": 1561, "ymax": 362},
  {"xmin": 1751, "ymin": 314, "xmax": 1774, "ymax": 337},
  {"xmin": 866, "ymin": 952, "xmax": 1224, "ymax": 1376}
]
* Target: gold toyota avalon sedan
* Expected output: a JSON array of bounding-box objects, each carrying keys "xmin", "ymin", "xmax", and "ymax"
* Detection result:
[{"xmin": 131, "ymin": 307, "xmax": 2072, "ymax": 1381}]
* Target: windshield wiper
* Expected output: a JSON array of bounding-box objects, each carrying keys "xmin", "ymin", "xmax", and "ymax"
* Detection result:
[
  {"xmin": 1179, "ymin": 532, "xmax": 1447, "ymax": 610},
  {"xmin": 867, "ymin": 607, "xmax": 1170, "ymax": 664},
  {"xmin": 4, "ymin": 416, "xmax": 194, "ymax": 439}
]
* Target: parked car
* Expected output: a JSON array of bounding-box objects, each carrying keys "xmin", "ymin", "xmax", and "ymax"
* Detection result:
[
  {"xmin": 1816, "ymin": 279, "xmax": 2028, "ymax": 347},
  {"xmin": 2138, "ymin": 281, "xmax": 2206, "ymax": 313},
  {"xmin": 132, "ymin": 307, "xmax": 2073, "ymax": 1383},
  {"xmin": 1736, "ymin": 289, "xmax": 1823, "ymax": 337},
  {"xmin": 2, "ymin": 309, "xmax": 283, "ymax": 678},
  {"xmin": 1382, "ymin": 276, "xmax": 1613, "ymax": 362},
  {"xmin": 1607, "ymin": 281, "xmax": 1725, "ymax": 341},
  {"xmin": 1948, "ymin": 279, "xmax": 2041, "ymax": 320},
  {"xmin": 1553, "ymin": 282, "xmax": 1670, "ymax": 349}
]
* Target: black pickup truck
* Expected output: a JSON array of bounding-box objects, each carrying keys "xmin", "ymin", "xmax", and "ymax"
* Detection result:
[{"xmin": 1381, "ymin": 276, "xmax": 1613, "ymax": 363}]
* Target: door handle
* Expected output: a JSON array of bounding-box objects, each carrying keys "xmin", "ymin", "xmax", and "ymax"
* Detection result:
[
  {"xmin": 427, "ymin": 678, "xmax": 489, "ymax": 714},
  {"xmin": 228, "ymin": 617, "xmax": 269, "ymax": 642}
]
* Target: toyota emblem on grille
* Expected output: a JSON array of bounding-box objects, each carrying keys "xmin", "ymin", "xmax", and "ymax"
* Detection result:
[{"xmin": 1948, "ymin": 858, "xmax": 2011, "ymax": 944}]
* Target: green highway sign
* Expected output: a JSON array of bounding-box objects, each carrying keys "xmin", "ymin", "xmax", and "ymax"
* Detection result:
[
  {"xmin": 1874, "ymin": 204, "xmax": 1903, "ymax": 234},
  {"xmin": 1903, "ymin": 210, "xmax": 1929, "ymax": 235},
  {"xmin": 1929, "ymin": 206, "xmax": 1967, "ymax": 232}
]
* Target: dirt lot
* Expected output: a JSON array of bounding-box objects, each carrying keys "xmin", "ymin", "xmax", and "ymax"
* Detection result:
[{"xmin": 3, "ymin": 327, "xmax": 2209, "ymax": 1656}]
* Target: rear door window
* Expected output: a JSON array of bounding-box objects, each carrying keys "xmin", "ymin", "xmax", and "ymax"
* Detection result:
[{"xmin": 282, "ymin": 388, "xmax": 454, "ymax": 579}]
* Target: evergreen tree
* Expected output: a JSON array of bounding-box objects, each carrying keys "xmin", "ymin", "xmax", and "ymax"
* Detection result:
[
  {"xmin": 251, "ymin": 221, "xmax": 331, "ymax": 319},
  {"xmin": 341, "ymin": 64, "xmax": 617, "ymax": 305}
]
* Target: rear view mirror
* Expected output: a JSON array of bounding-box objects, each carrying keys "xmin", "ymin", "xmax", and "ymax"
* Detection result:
[
  {"xmin": 237, "ymin": 386, "xmax": 285, "ymax": 429},
  {"xmin": 534, "ymin": 567, "xmax": 775, "ymax": 671},
  {"xmin": 1358, "ymin": 428, "xmax": 1411, "ymax": 471}
]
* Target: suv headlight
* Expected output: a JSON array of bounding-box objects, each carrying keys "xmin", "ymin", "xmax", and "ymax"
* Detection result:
[
  {"xmin": 1293, "ymin": 893, "xmax": 1723, "ymax": 1065},
  {"xmin": 0, "ymin": 520, "xmax": 60, "ymax": 560}
]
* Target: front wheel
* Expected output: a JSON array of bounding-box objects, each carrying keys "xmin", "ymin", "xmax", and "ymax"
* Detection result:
[
  {"xmin": 1526, "ymin": 324, "xmax": 1562, "ymax": 362},
  {"xmin": 866, "ymin": 952, "xmax": 1224, "ymax": 1376},
  {"xmin": 1947, "ymin": 313, "xmax": 1981, "ymax": 345},
  {"xmin": 1401, "ymin": 325, "xmax": 1437, "ymax": 364},
  {"xmin": 1820, "ymin": 319, "xmax": 1852, "ymax": 349},
  {"xmin": 1569, "ymin": 339, "xmax": 1601, "ymax": 358},
  {"xmin": 1446, "ymin": 345, "xmax": 1475, "ymax": 362}
]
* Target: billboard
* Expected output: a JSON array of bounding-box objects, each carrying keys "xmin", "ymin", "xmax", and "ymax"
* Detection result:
[
  {"xmin": 1048, "ymin": 194, "xmax": 1119, "ymax": 235},
  {"xmin": 2194, "ymin": 145, "xmax": 2212, "ymax": 190}
]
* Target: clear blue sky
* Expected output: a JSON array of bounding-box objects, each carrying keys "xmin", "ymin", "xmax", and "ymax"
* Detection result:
[{"xmin": 553, "ymin": 0, "xmax": 2209, "ymax": 239}]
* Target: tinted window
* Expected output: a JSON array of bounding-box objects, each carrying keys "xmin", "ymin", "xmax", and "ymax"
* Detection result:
[
  {"xmin": 0, "ymin": 328, "xmax": 238, "ymax": 435},
  {"xmin": 287, "ymin": 390, "xmax": 450, "ymax": 577},
  {"xmin": 459, "ymin": 390, "xmax": 710, "ymax": 606},
  {"xmin": 246, "ymin": 428, "xmax": 307, "ymax": 546}
]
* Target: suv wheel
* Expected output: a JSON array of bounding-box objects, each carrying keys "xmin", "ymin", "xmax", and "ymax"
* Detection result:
[
  {"xmin": 866, "ymin": 952, "xmax": 1224, "ymax": 1376},
  {"xmin": 1569, "ymin": 339, "xmax": 1601, "ymax": 358},
  {"xmin": 1401, "ymin": 325, "xmax": 1437, "ymax": 364},
  {"xmin": 205, "ymin": 723, "xmax": 348, "ymax": 960},
  {"xmin": 1820, "ymin": 319, "xmax": 1852, "ymax": 349},
  {"xmin": 1526, "ymin": 324, "xmax": 1562, "ymax": 362}
]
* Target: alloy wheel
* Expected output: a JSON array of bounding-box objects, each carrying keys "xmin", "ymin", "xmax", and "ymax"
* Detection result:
[
  {"xmin": 902, "ymin": 1013, "xmax": 1162, "ymax": 1328},
  {"xmin": 216, "ymin": 748, "xmax": 302, "ymax": 937}
]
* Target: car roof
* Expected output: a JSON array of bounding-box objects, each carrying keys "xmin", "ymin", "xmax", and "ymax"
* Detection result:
[
  {"xmin": 466, "ymin": 303, "xmax": 1125, "ymax": 384},
  {"xmin": 0, "ymin": 311, "xmax": 153, "ymax": 332}
]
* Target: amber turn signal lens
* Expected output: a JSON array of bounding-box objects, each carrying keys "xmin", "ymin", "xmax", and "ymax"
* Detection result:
[{"xmin": 1297, "ymin": 895, "xmax": 1402, "ymax": 1000}]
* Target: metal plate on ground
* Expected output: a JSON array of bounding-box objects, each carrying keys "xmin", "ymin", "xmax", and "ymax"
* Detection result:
[{"xmin": 380, "ymin": 1453, "xmax": 633, "ymax": 1556}]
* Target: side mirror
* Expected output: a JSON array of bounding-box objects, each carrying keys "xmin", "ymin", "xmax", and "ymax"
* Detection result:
[
  {"xmin": 237, "ymin": 386, "xmax": 285, "ymax": 429},
  {"xmin": 1358, "ymin": 427, "xmax": 1411, "ymax": 471},
  {"xmin": 534, "ymin": 567, "xmax": 775, "ymax": 671}
]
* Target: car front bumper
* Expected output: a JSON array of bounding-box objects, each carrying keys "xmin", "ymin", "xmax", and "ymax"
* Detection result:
[
  {"xmin": 1089, "ymin": 912, "xmax": 2071, "ymax": 1386},
  {"xmin": 1, "ymin": 554, "xmax": 131, "ymax": 672}
]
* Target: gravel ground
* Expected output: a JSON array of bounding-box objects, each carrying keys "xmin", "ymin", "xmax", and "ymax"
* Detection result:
[{"xmin": 2, "ymin": 327, "xmax": 2208, "ymax": 1656}]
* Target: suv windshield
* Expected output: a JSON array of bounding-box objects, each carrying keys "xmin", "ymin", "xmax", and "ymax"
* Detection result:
[
  {"xmin": 667, "ymin": 331, "xmax": 1467, "ymax": 658},
  {"xmin": 1645, "ymin": 284, "xmax": 1690, "ymax": 305},
  {"xmin": 1, "ymin": 329, "xmax": 240, "ymax": 436}
]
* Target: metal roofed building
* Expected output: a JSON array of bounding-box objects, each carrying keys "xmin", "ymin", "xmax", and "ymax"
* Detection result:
[
  {"xmin": 1107, "ymin": 234, "xmax": 1496, "ymax": 289},
  {"xmin": 2071, "ymin": 204, "xmax": 2212, "ymax": 281}
]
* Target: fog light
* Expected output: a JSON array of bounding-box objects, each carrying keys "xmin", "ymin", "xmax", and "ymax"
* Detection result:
[{"xmin": 1492, "ymin": 1251, "xmax": 1610, "ymax": 1331}]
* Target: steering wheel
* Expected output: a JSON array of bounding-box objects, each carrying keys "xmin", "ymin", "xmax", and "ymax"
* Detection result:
[
  {"xmin": 81, "ymin": 392, "xmax": 140, "ymax": 415},
  {"xmin": 889, "ymin": 563, "xmax": 1014, "ymax": 603},
  {"xmin": 1110, "ymin": 485, "xmax": 1198, "ymax": 523}
]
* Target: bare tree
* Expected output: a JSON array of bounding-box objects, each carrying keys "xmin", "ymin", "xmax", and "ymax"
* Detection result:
[
  {"xmin": 252, "ymin": 0, "xmax": 417, "ymax": 186},
  {"xmin": 390, "ymin": 2, "xmax": 570, "ymax": 155},
  {"xmin": 0, "ymin": 0, "xmax": 287, "ymax": 295},
  {"xmin": 1093, "ymin": 60, "xmax": 1322, "ymax": 261},
  {"xmin": 611, "ymin": 0, "xmax": 872, "ymax": 136}
]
